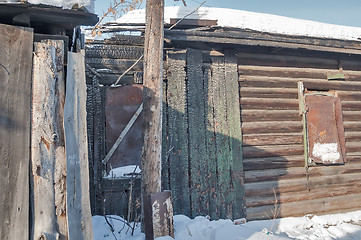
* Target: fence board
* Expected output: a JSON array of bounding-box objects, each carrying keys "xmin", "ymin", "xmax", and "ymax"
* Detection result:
[
  {"xmin": 64, "ymin": 51, "xmax": 93, "ymax": 240},
  {"xmin": 166, "ymin": 50, "xmax": 191, "ymax": 216},
  {"xmin": 211, "ymin": 56, "xmax": 233, "ymax": 219},
  {"xmin": 0, "ymin": 23, "xmax": 32, "ymax": 240},
  {"xmin": 224, "ymin": 50, "xmax": 246, "ymax": 219},
  {"xmin": 187, "ymin": 48, "xmax": 209, "ymax": 217}
]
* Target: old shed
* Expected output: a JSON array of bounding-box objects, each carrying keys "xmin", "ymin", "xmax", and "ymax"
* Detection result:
[{"xmin": 85, "ymin": 6, "xmax": 361, "ymax": 221}]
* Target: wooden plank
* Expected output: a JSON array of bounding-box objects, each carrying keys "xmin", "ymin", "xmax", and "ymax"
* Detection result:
[
  {"xmin": 239, "ymin": 75, "xmax": 361, "ymax": 91},
  {"xmin": 186, "ymin": 48, "xmax": 209, "ymax": 217},
  {"xmin": 345, "ymin": 131, "xmax": 361, "ymax": 141},
  {"xmin": 243, "ymin": 155, "xmax": 304, "ymax": 171},
  {"xmin": 238, "ymin": 65, "xmax": 361, "ymax": 81},
  {"xmin": 86, "ymin": 58, "xmax": 143, "ymax": 71},
  {"xmin": 246, "ymin": 182, "xmax": 361, "ymax": 208},
  {"xmin": 242, "ymin": 145, "xmax": 304, "ymax": 159},
  {"xmin": 340, "ymin": 101, "xmax": 361, "ymax": 110},
  {"xmin": 225, "ymin": 50, "xmax": 246, "ymax": 219},
  {"xmin": 242, "ymin": 121, "xmax": 302, "ymax": 134},
  {"xmin": 245, "ymin": 161, "xmax": 361, "ymax": 183},
  {"xmin": 240, "ymin": 97, "xmax": 298, "ymax": 110},
  {"xmin": 211, "ymin": 56, "xmax": 233, "ymax": 219},
  {"xmin": 239, "ymin": 87, "xmax": 297, "ymax": 99},
  {"xmin": 86, "ymin": 72, "xmax": 143, "ymax": 86},
  {"xmin": 243, "ymin": 133, "xmax": 303, "ymax": 146},
  {"xmin": 241, "ymin": 109, "xmax": 301, "ymax": 122},
  {"xmin": 237, "ymin": 52, "xmax": 361, "ymax": 71},
  {"xmin": 203, "ymin": 60, "xmax": 219, "ymax": 220},
  {"xmin": 246, "ymin": 192, "xmax": 361, "ymax": 220},
  {"xmin": 237, "ymin": 52, "xmax": 339, "ymax": 69},
  {"xmin": 343, "ymin": 111, "xmax": 361, "ymax": 121},
  {"xmin": 85, "ymin": 44, "xmax": 143, "ymax": 59},
  {"xmin": 0, "ymin": 24, "xmax": 32, "ymax": 240},
  {"xmin": 344, "ymin": 122, "xmax": 361, "ymax": 131},
  {"xmin": 64, "ymin": 51, "xmax": 93, "ymax": 240},
  {"xmin": 161, "ymin": 80, "xmax": 170, "ymax": 191},
  {"xmin": 166, "ymin": 50, "xmax": 191, "ymax": 215},
  {"xmin": 31, "ymin": 41, "xmax": 67, "ymax": 240}
]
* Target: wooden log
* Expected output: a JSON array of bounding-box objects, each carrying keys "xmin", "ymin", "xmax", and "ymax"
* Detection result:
[
  {"xmin": 242, "ymin": 144, "xmax": 304, "ymax": 159},
  {"xmin": 243, "ymin": 155, "xmax": 304, "ymax": 171},
  {"xmin": 340, "ymin": 101, "xmax": 361, "ymax": 110},
  {"xmin": 86, "ymin": 58, "xmax": 144, "ymax": 71},
  {"xmin": 65, "ymin": 51, "xmax": 93, "ymax": 240},
  {"xmin": 335, "ymin": 91, "xmax": 361, "ymax": 101},
  {"xmin": 85, "ymin": 44, "xmax": 143, "ymax": 59},
  {"xmin": 344, "ymin": 121, "xmax": 361, "ymax": 131},
  {"xmin": 224, "ymin": 50, "xmax": 246, "ymax": 219},
  {"xmin": 239, "ymin": 87, "xmax": 297, "ymax": 99},
  {"xmin": 246, "ymin": 192, "xmax": 361, "ymax": 220},
  {"xmin": 239, "ymin": 75, "xmax": 361, "ymax": 91},
  {"xmin": 345, "ymin": 131, "xmax": 361, "ymax": 141},
  {"xmin": 246, "ymin": 182, "xmax": 361, "ymax": 208},
  {"xmin": 186, "ymin": 48, "xmax": 209, "ymax": 217},
  {"xmin": 32, "ymin": 42, "xmax": 62, "ymax": 240},
  {"xmin": 242, "ymin": 121, "xmax": 302, "ymax": 135},
  {"xmin": 237, "ymin": 52, "xmax": 361, "ymax": 71},
  {"xmin": 237, "ymin": 52, "xmax": 339, "ymax": 69},
  {"xmin": 0, "ymin": 24, "xmax": 32, "ymax": 240},
  {"xmin": 346, "ymin": 141, "xmax": 361, "ymax": 153},
  {"xmin": 166, "ymin": 50, "xmax": 191, "ymax": 216},
  {"xmin": 245, "ymin": 161, "xmax": 361, "ymax": 183},
  {"xmin": 245, "ymin": 171, "xmax": 361, "ymax": 196},
  {"xmin": 240, "ymin": 97, "xmax": 298, "ymax": 110},
  {"xmin": 238, "ymin": 65, "xmax": 361, "ymax": 81},
  {"xmin": 343, "ymin": 111, "xmax": 361, "ymax": 121},
  {"xmin": 243, "ymin": 133, "xmax": 303, "ymax": 146},
  {"xmin": 241, "ymin": 109, "xmax": 301, "ymax": 122}
]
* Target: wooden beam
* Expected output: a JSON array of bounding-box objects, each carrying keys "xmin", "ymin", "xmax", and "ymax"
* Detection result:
[{"xmin": 142, "ymin": 0, "xmax": 171, "ymax": 239}]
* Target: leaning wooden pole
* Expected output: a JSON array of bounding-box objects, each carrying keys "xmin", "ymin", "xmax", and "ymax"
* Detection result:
[{"xmin": 142, "ymin": 0, "xmax": 165, "ymax": 238}]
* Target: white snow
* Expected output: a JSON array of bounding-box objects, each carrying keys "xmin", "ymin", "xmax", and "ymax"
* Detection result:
[
  {"xmin": 115, "ymin": 6, "xmax": 361, "ymax": 41},
  {"xmin": 24, "ymin": 0, "xmax": 95, "ymax": 12},
  {"xmin": 105, "ymin": 165, "xmax": 141, "ymax": 179},
  {"xmin": 312, "ymin": 142, "xmax": 340, "ymax": 163},
  {"xmin": 93, "ymin": 210, "xmax": 361, "ymax": 240}
]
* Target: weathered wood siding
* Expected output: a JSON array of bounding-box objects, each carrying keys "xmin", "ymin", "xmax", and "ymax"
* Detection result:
[
  {"xmin": 0, "ymin": 23, "xmax": 33, "ymax": 240},
  {"xmin": 239, "ymin": 51, "xmax": 361, "ymax": 220}
]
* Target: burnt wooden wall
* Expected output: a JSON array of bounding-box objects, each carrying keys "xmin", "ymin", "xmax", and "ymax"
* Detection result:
[
  {"xmin": 0, "ymin": 24, "xmax": 33, "ymax": 240},
  {"xmin": 86, "ymin": 33, "xmax": 361, "ymax": 221},
  {"xmin": 85, "ymin": 38, "xmax": 245, "ymax": 220},
  {"xmin": 239, "ymin": 51, "xmax": 361, "ymax": 220}
]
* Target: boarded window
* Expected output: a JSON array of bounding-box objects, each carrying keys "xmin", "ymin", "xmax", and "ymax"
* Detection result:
[{"xmin": 304, "ymin": 93, "xmax": 346, "ymax": 165}]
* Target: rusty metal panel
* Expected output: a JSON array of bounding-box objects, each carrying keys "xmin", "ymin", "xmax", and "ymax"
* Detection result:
[
  {"xmin": 305, "ymin": 94, "xmax": 346, "ymax": 165},
  {"xmin": 105, "ymin": 85, "xmax": 143, "ymax": 171}
]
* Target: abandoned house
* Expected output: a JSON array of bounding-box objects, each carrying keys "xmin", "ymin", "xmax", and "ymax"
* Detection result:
[{"xmin": 85, "ymin": 6, "xmax": 361, "ymax": 221}]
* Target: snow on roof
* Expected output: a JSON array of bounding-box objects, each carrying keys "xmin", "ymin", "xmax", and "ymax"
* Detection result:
[
  {"xmin": 27, "ymin": 0, "xmax": 94, "ymax": 12},
  {"xmin": 116, "ymin": 6, "xmax": 361, "ymax": 41}
]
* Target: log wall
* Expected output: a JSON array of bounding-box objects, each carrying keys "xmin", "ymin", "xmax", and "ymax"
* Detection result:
[{"xmin": 238, "ymin": 51, "xmax": 361, "ymax": 220}]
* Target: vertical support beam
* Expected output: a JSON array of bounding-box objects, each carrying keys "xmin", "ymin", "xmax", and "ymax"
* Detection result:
[{"xmin": 142, "ymin": 0, "xmax": 168, "ymax": 239}]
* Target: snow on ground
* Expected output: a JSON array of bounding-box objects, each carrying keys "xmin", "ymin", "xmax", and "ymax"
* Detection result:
[
  {"xmin": 115, "ymin": 6, "xmax": 361, "ymax": 41},
  {"xmin": 105, "ymin": 165, "xmax": 141, "ymax": 178},
  {"xmin": 93, "ymin": 210, "xmax": 361, "ymax": 240}
]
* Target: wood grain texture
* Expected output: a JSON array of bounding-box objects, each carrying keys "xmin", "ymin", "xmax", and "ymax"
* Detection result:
[
  {"xmin": 31, "ymin": 40, "xmax": 67, "ymax": 240},
  {"xmin": 0, "ymin": 23, "xmax": 33, "ymax": 240},
  {"xmin": 224, "ymin": 50, "xmax": 246, "ymax": 219},
  {"xmin": 211, "ymin": 56, "xmax": 233, "ymax": 219},
  {"xmin": 166, "ymin": 50, "xmax": 191, "ymax": 215},
  {"xmin": 186, "ymin": 48, "xmax": 209, "ymax": 217},
  {"xmin": 64, "ymin": 51, "xmax": 93, "ymax": 240}
]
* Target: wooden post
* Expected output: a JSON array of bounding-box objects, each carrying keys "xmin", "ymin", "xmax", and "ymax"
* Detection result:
[{"xmin": 142, "ymin": 0, "xmax": 167, "ymax": 239}]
